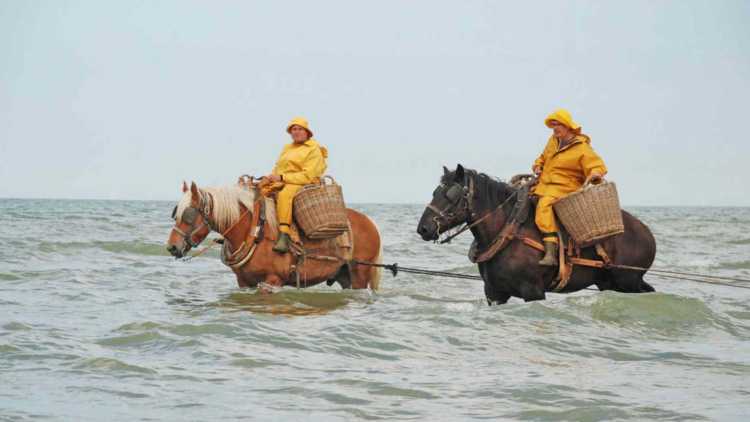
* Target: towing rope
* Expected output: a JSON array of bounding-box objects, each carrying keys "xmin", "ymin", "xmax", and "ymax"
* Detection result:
[
  {"xmin": 182, "ymin": 242, "xmax": 750, "ymax": 290},
  {"xmin": 353, "ymin": 260, "xmax": 750, "ymax": 290}
]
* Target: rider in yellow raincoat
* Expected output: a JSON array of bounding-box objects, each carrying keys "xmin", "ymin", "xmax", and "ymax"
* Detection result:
[
  {"xmin": 263, "ymin": 117, "xmax": 328, "ymax": 253},
  {"xmin": 532, "ymin": 109, "xmax": 607, "ymax": 266}
]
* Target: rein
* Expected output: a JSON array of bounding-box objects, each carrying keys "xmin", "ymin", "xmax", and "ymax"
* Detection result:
[
  {"xmin": 430, "ymin": 174, "xmax": 538, "ymax": 264},
  {"xmin": 177, "ymin": 190, "xmax": 260, "ymax": 265},
  {"xmin": 439, "ymin": 190, "xmax": 518, "ymax": 244},
  {"xmin": 173, "ymin": 190, "xmax": 214, "ymax": 248}
]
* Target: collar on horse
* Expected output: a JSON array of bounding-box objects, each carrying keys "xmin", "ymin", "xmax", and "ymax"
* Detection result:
[
  {"xmin": 221, "ymin": 199, "xmax": 266, "ymax": 270},
  {"xmin": 437, "ymin": 175, "xmax": 520, "ymax": 246},
  {"xmin": 443, "ymin": 179, "xmax": 537, "ymax": 264}
]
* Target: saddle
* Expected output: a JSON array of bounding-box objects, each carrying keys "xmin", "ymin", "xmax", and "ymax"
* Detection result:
[
  {"xmin": 469, "ymin": 175, "xmax": 615, "ymax": 292},
  {"xmin": 262, "ymin": 196, "xmax": 354, "ymax": 262},
  {"xmin": 236, "ymin": 176, "xmax": 353, "ymax": 262}
]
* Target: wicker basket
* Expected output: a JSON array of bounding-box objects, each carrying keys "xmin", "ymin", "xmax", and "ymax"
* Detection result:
[
  {"xmin": 553, "ymin": 181, "xmax": 624, "ymax": 246},
  {"xmin": 293, "ymin": 176, "xmax": 349, "ymax": 239}
]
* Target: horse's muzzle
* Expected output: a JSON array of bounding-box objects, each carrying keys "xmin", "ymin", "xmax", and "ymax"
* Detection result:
[
  {"xmin": 167, "ymin": 244, "xmax": 183, "ymax": 258},
  {"xmin": 417, "ymin": 224, "xmax": 438, "ymax": 241}
]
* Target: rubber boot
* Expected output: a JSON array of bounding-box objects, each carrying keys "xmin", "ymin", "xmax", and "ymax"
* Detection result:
[
  {"xmin": 273, "ymin": 232, "xmax": 291, "ymax": 254},
  {"xmin": 538, "ymin": 241, "xmax": 559, "ymax": 266}
]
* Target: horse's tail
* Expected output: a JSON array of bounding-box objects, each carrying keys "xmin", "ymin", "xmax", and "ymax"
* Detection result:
[
  {"xmin": 370, "ymin": 239, "xmax": 383, "ymax": 291},
  {"xmin": 365, "ymin": 214, "xmax": 382, "ymax": 291}
]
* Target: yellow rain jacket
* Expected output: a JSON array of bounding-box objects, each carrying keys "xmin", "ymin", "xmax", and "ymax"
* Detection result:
[
  {"xmin": 269, "ymin": 138, "xmax": 328, "ymax": 232},
  {"xmin": 532, "ymin": 134, "xmax": 607, "ymax": 198},
  {"xmin": 532, "ymin": 109, "xmax": 607, "ymax": 240},
  {"xmin": 272, "ymin": 139, "xmax": 328, "ymax": 185}
]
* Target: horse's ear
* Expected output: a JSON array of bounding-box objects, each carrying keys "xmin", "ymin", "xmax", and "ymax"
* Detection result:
[
  {"xmin": 190, "ymin": 181, "xmax": 200, "ymax": 206},
  {"xmin": 443, "ymin": 165, "xmax": 449, "ymax": 176},
  {"xmin": 455, "ymin": 164, "xmax": 465, "ymax": 181},
  {"xmin": 182, "ymin": 181, "xmax": 188, "ymax": 193}
]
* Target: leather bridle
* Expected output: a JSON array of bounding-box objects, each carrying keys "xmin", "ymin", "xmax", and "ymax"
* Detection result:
[
  {"xmin": 171, "ymin": 190, "xmax": 215, "ymax": 249},
  {"xmin": 427, "ymin": 176, "xmax": 474, "ymax": 222},
  {"xmin": 427, "ymin": 175, "xmax": 518, "ymax": 245}
]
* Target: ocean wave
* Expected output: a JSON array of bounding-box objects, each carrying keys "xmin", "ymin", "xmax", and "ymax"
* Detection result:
[
  {"xmin": 212, "ymin": 290, "xmax": 356, "ymax": 316},
  {"xmin": 69, "ymin": 357, "xmax": 158, "ymax": 376},
  {"xmin": 36, "ymin": 240, "xmax": 169, "ymax": 256},
  {"xmin": 712, "ymin": 260, "xmax": 750, "ymax": 271},
  {"xmin": 588, "ymin": 292, "xmax": 716, "ymax": 336},
  {"xmin": 0, "ymin": 272, "xmax": 22, "ymax": 281}
]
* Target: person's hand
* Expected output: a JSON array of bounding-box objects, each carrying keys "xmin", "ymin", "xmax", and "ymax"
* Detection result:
[
  {"xmin": 266, "ymin": 174, "xmax": 282, "ymax": 183},
  {"xmin": 533, "ymin": 166, "xmax": 542, "ymax": 176}
]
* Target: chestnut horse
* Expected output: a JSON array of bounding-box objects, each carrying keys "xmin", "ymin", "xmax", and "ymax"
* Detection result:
[
  {"xmin": 166, "ymin": 181, "xmax": 382, "ymax": 291},
  {"xmin": 417, "ymin": 165, "xmax": 656, "ymax": 305}
]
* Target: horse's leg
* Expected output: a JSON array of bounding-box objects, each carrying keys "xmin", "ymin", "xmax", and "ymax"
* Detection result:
[
  {"xmin": 350, "ymin": 264, "xmax": 375, "ymax": 289},
  {"xmin": 236, "ymin": 274, "xmax": 250, "ymax": 288},
  {"xmin": 484, "ymin": 282, "xmax": 510, "ymax": 306},
  {"xmin": 639, "ymin": 277, "xmax": 655, "ymax": 292},
  {"xmin": 259, "ymin": 274, "xmax": 284, "ymax": 294},
  {"xmin": 328, "ymin": 264, "xmax": 352, "ymax": 289},
  {"xmin": 519, "ymin": 279, "xmax": 546, "ymax": 302},
  {"xmin": 607, "ymin": 269, "xmax": 653, "ymax": 294}
]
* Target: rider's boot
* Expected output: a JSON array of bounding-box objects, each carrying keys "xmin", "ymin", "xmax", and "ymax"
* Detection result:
[
  {"xmin": 273, "ymin": 232, "xmax": 291, "ymax": 254},
  {"xmin": 538, "ymin": 241, "xmax": 559, "ymax": 266}
]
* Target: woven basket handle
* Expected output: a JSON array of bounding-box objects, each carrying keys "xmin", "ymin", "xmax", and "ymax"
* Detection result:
[
  {"xmin": 321, "ymin": 175, "xmax": 337, "ymax": 186},
  {"xmin": 298, "ymin": 175, "xmax": 335, "ymax": 192},
  {"xmin": 581, "ymin": 178, "xmax": 607, "ymax": 191}
]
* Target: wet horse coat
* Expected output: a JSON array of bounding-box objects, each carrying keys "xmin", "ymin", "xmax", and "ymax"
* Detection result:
[
  {"xmin": 417, "ymin": 165, "xmax": 656, "ymax": 304},
  {"xmin": 167, "ymin": 182, "xmax": 382, "ymax": 291}
]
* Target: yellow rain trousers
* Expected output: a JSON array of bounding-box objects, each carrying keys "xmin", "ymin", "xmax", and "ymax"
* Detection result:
[
  {"xmin": 532, "ymin": 133, "xmax": 607, "ymax": 242},
  {"xmin": 266, "ymin": 138, "xmax": 328, "ymax": 233}
]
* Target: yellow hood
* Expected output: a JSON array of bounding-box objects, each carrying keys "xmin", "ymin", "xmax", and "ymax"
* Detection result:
[
  {"xmin": 544, "ymin": 109, "xmax": 581, "ymax": 132},
  {"xmin": 306, "ymin": 139, "xmax": 328, "ymax": 159},
  {"xmin": 286, "ymin": 116, "xmax": 313, "ymax": 137}
]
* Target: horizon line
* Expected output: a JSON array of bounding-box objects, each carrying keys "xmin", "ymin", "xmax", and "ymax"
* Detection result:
[{"xmin": 1, "ymin": 196, "xmax": 748, "ymax": 208}]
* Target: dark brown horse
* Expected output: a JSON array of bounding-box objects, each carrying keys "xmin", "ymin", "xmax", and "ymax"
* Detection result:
[
  {"xmin": 417, "ymin": 165, "xmax": 656, "ymax": 304},
  {"xmin": 167, "ymin": 181, "xmax": 382, "ymax": 292}
]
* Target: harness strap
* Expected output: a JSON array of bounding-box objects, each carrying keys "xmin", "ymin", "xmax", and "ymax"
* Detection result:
[
  {"xmin": 221, "ymin": 200, "xmax": 262, "ymax": 270},
  {"xmin": 521, "ymin": 237, "xmax": 544, "ymax": 251},
  {"xmin": 473, "ymin": 222, "xmax": 519, "ymax": 263},
  {"xmin": 477, "ymin": 227, "xmax": 609, "ymax": 274},
  {"xmin": 553, "ymin": 232, "xmax": 572, "ymax": 292}
]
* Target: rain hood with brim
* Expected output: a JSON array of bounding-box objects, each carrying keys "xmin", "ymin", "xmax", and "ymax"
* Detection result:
[
  {"xmin": 544, "ymin": 109, "xmax": 581, "ymax": 132},
  {"xmin": 286, "ymin": 116, "xmax": 314, "ymax": 137}
]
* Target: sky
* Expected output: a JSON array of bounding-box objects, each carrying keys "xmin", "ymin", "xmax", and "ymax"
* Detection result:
[{"xmin": 1, "ymin": 0, "xmax": 748, "ymax": 206}]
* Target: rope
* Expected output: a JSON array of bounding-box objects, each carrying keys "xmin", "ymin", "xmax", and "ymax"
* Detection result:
[
  {"xmin": 353, "ymin": 260, "xmax": 482, "ymax": 280},
  {"xmin": 181, "ymin": 238, "xmax": 222, "ymax": 261},
  {"xmin": 353, "ymin": 260, "xmax": 750, "ymax": 291},
  {"xmin": 648, "ymin": 268, "xmax": 750, "ymax": 284},
  {"xmin": 647, "ymin": 272, "xmax": 750, "ymax": 290}
]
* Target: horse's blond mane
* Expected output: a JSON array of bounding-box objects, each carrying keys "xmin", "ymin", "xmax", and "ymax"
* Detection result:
[{"xmin": 176, "ymin": 185, "xmax": 255, "ymax": 232}]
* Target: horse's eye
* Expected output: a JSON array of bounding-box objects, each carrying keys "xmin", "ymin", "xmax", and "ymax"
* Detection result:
[
  {"xmin": 171, "ymin": 205, "xmax": 177, "ymax": 220},
  {"xmin": 445, "ymin": 184, "xmax": 463, "ymax": 203}
]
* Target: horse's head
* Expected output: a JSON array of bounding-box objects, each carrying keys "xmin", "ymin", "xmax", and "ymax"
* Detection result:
[
  {"xmin": 417, "ymin": 164, "xmax": 473, "ymax": 241},
  {"xmin": 166, "ymin": 181, "xmax": 212, "ymax": 258}
]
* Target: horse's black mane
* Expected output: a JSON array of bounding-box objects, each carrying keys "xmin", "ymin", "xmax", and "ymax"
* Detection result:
[{"xmin": 441, "ymin": 167, "xmax": 515, "ymax": 210}]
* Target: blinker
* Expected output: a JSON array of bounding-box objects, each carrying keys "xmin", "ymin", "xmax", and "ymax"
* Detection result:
[
  {"xmin": 182, "ymin": 207, "xmax": 199, "ymax": 224},
  {"xmin": 445, "ymin": 184, "xmax": 463, "ymax": 203}
]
